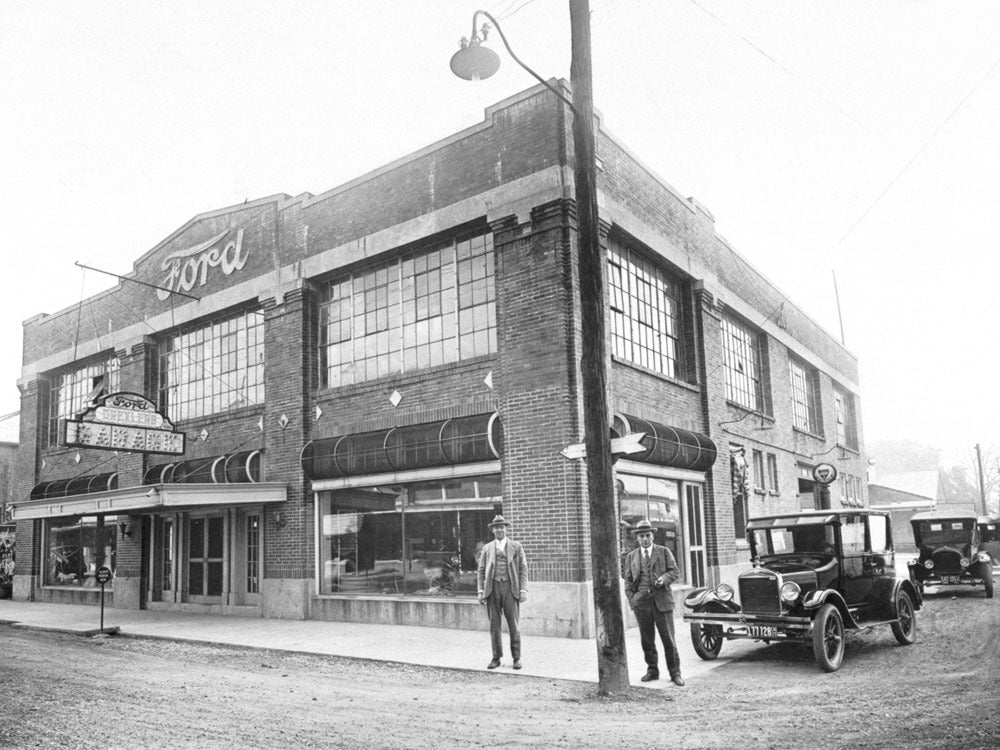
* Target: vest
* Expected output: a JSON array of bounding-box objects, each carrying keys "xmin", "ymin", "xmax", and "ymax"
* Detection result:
[{"xmin": 493, "ymin": 544, "xmax": 510, "ymax": 582}]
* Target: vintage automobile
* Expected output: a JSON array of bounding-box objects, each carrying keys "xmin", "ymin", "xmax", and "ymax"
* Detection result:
[
  {"xmin": 907, "ymin": 511, "xmax": 994, "ymax": 598},
  {"xmin": 683, "ymin": 509, "xmax": 921, "ymax": 672}
]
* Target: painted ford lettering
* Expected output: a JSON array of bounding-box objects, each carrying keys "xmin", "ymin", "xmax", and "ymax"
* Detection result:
[{"xmin": 156, "ymin": 228, "xmax": 247, "ymax": 300}]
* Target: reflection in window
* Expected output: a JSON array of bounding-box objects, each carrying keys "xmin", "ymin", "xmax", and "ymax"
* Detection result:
[
  {"xmin": 45, "ymin": 355, "xmax": 120, "ymax": 447},
  {"xmin": 319, "ymin": 232, "xmax": 496, "ymax": 388},
  {"xmin": 159, "ymin": 309, "xmax": 265, "ymax": 422},
  {"xmin": 607, "ymin": 238, "xmax": 684, "ymax": 378},
  {"xmin": 317, "ymin": 475, "xmax": 501, "ymax": 596},
  {"xmin": 44, "ymin": 516, "xmax": 116, "ymax": 587},
  {"xmin": 618, "ymin": 474, "xmax": 684, "ymax": 581}
]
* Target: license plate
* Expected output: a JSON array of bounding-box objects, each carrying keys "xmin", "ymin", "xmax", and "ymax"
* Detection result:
[
  {"xmin": 747, "ymin": 625, "xmax": 777, "ymax": 638},
  {"xmin": 942, "ymin": 575, "xmax": 960, "ymax": 584}
]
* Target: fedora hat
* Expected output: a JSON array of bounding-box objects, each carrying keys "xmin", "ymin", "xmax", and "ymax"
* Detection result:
[
  {"xmin": 488, "ymin": 514, "xmax": 510, "ymax": 527},
  {"xmin": 632, "ymin": 519, "xmax": 655, "ymax": 534}
]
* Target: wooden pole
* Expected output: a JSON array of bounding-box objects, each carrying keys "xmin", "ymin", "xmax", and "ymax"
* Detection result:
[{"xmin": 569, "ymin": 0, "xmax": 630, "ymax": 695}]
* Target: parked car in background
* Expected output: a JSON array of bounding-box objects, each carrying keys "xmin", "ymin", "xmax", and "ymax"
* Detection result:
[
  {"xmin": 978, "ymin": 516, "xmax": 1000, "ymax": 572},
  {"xmin": 908, "ymin": 511, "xmax": 994, "ymax": 598},
  {"xmin": 684, "ymin": 509, "xmax": 921, "ymax": 672}
]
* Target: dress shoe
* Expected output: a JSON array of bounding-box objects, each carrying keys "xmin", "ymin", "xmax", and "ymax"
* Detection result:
[
  {"xmin": 671, "ymin": 675, "xmax": 685, "ymax": 687},
  {"xmin": 487, "ymin": 659, "xmax": 500, "ymax": 669},
  {"xmin": 512, "ymin": 659, "xmax": 522, "ymax": 670},
  {"xmin": 640, "ymin": 671, "xmax": 659, "ymax": 682}
]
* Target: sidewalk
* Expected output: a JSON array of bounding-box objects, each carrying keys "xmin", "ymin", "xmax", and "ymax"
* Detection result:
[{"xmin": 0, "ymin": 599, "xmax": 755, "ymax": 687}]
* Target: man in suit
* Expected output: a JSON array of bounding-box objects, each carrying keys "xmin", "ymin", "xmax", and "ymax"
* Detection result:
[
  {"xmin": 623, "ymin": 519, "xmax": 684, "ymax": 686},
  {"xmin": 477, "ymin": 514, "xmax": 528, "ymax": 670}
]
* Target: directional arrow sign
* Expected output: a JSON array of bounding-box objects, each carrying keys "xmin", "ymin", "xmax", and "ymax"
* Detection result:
[{"xmin": 560, "ymin": 432, "xmax": 647, "ymax": 460}]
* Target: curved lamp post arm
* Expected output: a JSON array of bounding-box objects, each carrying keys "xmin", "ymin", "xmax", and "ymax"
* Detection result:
[{"xmin": 457, "ymin": 10, "xmax": 578, "ymax": 116}]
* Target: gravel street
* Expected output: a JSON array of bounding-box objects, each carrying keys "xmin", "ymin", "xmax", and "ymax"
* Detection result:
[{"xmin": 2, "ymin": 590, "xmax": 998, "ymax": 750}]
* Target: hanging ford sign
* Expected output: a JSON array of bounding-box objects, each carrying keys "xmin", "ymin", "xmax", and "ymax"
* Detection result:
[{"xmin": 60, "ymin": 392, "xmax": 185, "ymax": 455}]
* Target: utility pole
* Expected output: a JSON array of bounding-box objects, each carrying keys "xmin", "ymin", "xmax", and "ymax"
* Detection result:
[
  {"xmin": 569, "ymin": 0, "xmax": 630, "ymax": 694},
  {"xmin": 975, "ymin": 444, "xmax": 988, "ymax": 515}
]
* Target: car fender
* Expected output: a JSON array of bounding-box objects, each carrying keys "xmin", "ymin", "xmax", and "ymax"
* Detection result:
[
  {"xmin": 895, "ymin": 577, "xmax": 923, "ymax": 610},
  {"xmin": 801, "ymin": 588, "xmax": 858, "ymax": 628},
  {"xmin": 683, "ymin": 588, "xmax": 740, "ymax": 614}
]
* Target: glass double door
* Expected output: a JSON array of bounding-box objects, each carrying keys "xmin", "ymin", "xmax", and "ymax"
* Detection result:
[{"xmin": 149, "ymin": 509, "xmax": 261, "ymax": 606}]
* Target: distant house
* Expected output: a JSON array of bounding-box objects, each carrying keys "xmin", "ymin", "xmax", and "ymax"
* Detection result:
[
  {"xmin": 0, "ymin": 412, "xmax": 17, "ymax": 525},
  {"xmin": 868, "ymin": 471, "xmax": 958, "ymax": 553}
]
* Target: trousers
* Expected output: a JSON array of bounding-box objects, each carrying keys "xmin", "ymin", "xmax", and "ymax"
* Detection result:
[
  {"xmin": 487, "ymin": 578, "xmax": 521, "ymax": 660},
  {"xmin": 633, "ymin": 599, "xmax": 680, "ymax": 677}
]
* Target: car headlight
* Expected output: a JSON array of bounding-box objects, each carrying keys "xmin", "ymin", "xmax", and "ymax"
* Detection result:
[
  {"xmin": 960, "ymin": 557, "xmax": 971, "ymax": 568},
  {"xmin": 715, "ymin": 583, "xmax": 734, "ymax": 602},
  {"xmin": 780, "ymin": 581, "xmax": 801, "ymax": 603},
  {"xmin": 924, "ymin": 560, "xmax": 934, "ymax": 569}
]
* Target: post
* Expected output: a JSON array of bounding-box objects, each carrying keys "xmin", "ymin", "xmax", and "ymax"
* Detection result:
[
  {"xmin": 975, "ymin": 444, "xmax": 988, "ymax": 515},
  {"xmin": 569, "ymin": 0, "xmax": 630, "ymax": 694}
]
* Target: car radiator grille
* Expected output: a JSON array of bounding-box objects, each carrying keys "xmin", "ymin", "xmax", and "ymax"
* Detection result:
[
  {"xmin": 931, "ymin": 549, "xmax": 962, "ymax": 574},
  {"xmin": 739, "ymin": 576, "xmax": 781, "ymax": 615}
]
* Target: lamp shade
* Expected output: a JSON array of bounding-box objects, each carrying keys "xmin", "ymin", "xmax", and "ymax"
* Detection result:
[{"xmin": 450, "ymin": 43, "xmax": 500, "ymax": 81}]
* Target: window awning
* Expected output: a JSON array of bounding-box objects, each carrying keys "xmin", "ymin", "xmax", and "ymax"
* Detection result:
[
  {"xmin": 31, "ymin": 473, "xmax": 118, "ymax": 500},
  {"xmin": 145, "ymin": 450, "xmax": 262, "ymax": 485},
  {"xmin": 13, "ymin": 482, "xmax": 287, "ymax": 521},
  {"xmin": 612, "ymin": 414, "xmax": 717, "ymax": 472},
  {"xmin": 301, "ymin": 413, "xmax": 503, "ymax": 481}
]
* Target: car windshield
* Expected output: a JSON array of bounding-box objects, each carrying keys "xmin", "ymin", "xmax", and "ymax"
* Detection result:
[
  {"xmin": 753, "ymin": 524, "xmax": 836, "ymax": 556},
  {"xmin": 915, "ymin": 520, "xmax": 972, "ymax": 547}
]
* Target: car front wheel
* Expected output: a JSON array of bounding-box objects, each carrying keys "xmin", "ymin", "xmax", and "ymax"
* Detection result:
[
  {"xmin": 812, "ymin": 603, "xmax": 844, "ymax": 672},
  {"xmin": 690, "ymin": 622, "xmax": 724, "ymax": 660},
  {"xmin": 983, "ymin": 565, "xmax": 994, "ymax": 599},
  {"xmin": 891, "ymin": 590, "xmax": 916, "ymax": 645}
]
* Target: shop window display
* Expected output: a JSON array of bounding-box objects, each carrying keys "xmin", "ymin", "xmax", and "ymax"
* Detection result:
[
  {"xmin": 45, "ymin": 517, "xmax": 116, "ymax": 587},
  {"xmin": 318, "ymin": 476, "xmax": 500, "ymax": 596}
]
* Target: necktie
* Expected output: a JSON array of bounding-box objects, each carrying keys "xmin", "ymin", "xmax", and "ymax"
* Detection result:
[{"xmin": 643, "ymin": 550, "xmax": 651, "ymax": 585}]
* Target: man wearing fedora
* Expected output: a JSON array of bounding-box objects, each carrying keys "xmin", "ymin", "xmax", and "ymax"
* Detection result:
[
  {"xmin": 623, "ymin": 519, "xmax": 684, "ymax": 686},
  {"xmin": 477, "ymin": 514, "xmax": 528, "ymax": 670}
]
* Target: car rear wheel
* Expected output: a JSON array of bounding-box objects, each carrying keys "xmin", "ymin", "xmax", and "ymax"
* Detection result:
[
  {"xmin": 690, "ymin": 622, "xmax": 724, "ymax": 660},
  {"xmin": 891, "ymin": 590, "xmax": 916, "ymax": 645},
  {"xmin": 812, "ymin": 603, "xmax": 844, "ymax": 672}
]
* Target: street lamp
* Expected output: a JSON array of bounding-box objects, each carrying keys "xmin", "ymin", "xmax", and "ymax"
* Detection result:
[{"xmin": 451, "ymin": 3, "xmax": 630, "ymax": 695}]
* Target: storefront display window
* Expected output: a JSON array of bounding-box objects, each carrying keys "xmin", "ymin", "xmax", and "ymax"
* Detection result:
[
  {"xmin": 318, "ymin": 475, "xmax": 500, "ymax": 596},
  {"xmin": 618, "ymin": 474, "xmax": 684, "ymax": 580},
  {"xmin": 44, "ymin": 516, "xmax": 116, "ymax": 587}
]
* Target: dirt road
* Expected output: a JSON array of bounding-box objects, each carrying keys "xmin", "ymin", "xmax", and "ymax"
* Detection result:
[{"xmin": 1, "ymin": 591, "xmax": 998, "ymax": 749}]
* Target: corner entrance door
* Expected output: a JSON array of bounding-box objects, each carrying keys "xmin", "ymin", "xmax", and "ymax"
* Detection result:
[{"xmin": 187, "ymin": 515, "xmax": 225, "ymax": 603}]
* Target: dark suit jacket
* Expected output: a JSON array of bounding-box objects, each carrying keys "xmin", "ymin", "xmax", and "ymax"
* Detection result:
[
  {"xmin": 477, "ymin": 539, "xmax": 528, "ymax": 601},
  {"xmin": 623, "ymin": 543, "xmax": 680, "ymax": 613}
]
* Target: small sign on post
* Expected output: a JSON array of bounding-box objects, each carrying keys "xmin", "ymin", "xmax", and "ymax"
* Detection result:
[{"xmin": 95, "ymin": 565, "xmax": 113, "ymax": 634}]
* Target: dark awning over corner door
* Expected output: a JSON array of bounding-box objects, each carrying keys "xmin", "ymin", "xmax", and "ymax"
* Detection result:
[
  {"xmin": 144, "ymin": 450, "xmax": 262, "ymax": 485},
  {"xmin": 301, "ymin": 413, "xmax": 503, "ymax": 481},
  {"xmin": 30, "ymin": 473, "xmax": 118, "ymax": 500},
  {"xmin": 612, "ymin": 413, "xmax": 717, "ymax": 472}
]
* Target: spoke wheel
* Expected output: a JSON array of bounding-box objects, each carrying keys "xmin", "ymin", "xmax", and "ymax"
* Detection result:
[
  {"xmin": 812, "ymin": 603, "xmax": 844, "ymax": 672},
  {"xmin": 690, "ymin": 622, "xmax": 724, "ymax": 661},
  {"xmin": 891, "ymin": 590, "xmax": 916, "ymax": 645},
  {"xmin": 983, "ymin": 565, "xmax": 994, "ymax": 599}
]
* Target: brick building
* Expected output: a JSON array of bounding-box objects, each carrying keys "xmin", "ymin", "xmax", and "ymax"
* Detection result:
[{"xmin": 12, "ymin": 82, "xmax": 867, "ymax": 637}]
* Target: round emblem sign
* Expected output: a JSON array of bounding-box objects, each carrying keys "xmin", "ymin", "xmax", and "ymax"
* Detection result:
[
  {"xmin": 95, "ymin": 566, "xmax": 113, "ymax": 585},
  {"xmin": 812, "ymin": 463, "xmax": 839, "ymax": 486}
]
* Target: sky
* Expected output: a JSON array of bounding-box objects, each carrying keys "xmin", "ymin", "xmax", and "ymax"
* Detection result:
[{"xmin": 2, "ymin": 0, "xmax": 998, "ymax": 469}]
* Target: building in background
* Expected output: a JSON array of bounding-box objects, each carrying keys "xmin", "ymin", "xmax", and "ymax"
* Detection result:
[
  {"xmin": 0, "ymin": 411, "xmax": 18, "ymax": 598},
  {"xmin": 12, "ymin": 82, "xmax": 867, "ymax": 637}
]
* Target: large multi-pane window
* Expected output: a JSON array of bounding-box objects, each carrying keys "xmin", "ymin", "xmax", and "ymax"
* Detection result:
[
  {"xmin": 789, "ymin": 357, "xmax": 821, "ymax": 434},
  {"xmin": 159, "ymin": 309, "xmax": 265, "ymax": 422},
  {"xmin": 317, "ymin": 475, "xmax": 501, "ymax": 596},
  {"xmin": 833, "ymin": 386, "xmax": 859, "ymax": 450},
  {"xmin": 721, "ymin": 313, "xmax": 762, "ymax": 410},
  {"xmin": 319, "ymin": 232, "xmax": 495, "ymax": 388},
  {"xmin": 45, "ymin": 355, "xmax": 120, "ymax": 447},
  {"xmin": 608, "ymin": 238, "xmax": 684, "ymax": 378}
]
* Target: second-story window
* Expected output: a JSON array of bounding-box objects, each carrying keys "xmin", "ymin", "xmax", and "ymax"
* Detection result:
[
  {"xmin": 833, "ymin": 385, "xmax": 858, "ymax": 450},
  {"xmin": 45, "ymin": 355, "xmax": 121, "ymax": 447},
  {"xmin": 159, "ymin": 309, "xmax": 265, "ymax": 422},
  {"xmin": 789, "ymin": 356, "xmax": 821, "ymax": 434},
  {"xmin": 607, "ymin": 237, "xmax": 684, "ymax": 379},
  {"xmin": 721, "ymin": 313, "xmax": 763, "ymax": 411},
  {"xmin": 319, "ymin": 231, "xmax": 495, "ymax": 388}
]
